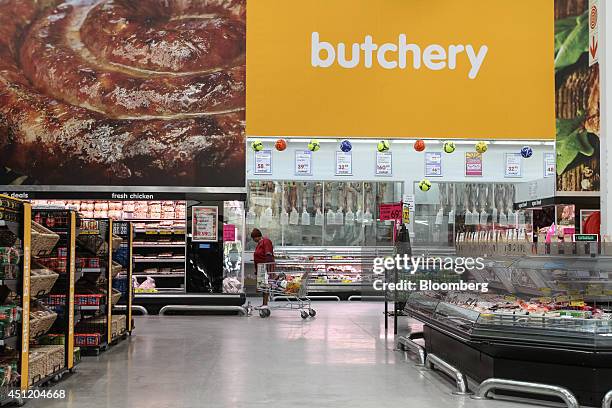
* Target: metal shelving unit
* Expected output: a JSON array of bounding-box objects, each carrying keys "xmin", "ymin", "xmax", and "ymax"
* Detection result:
[
  {"xmin": 0, "ymin": 195, "xmax": 31, "ymax": 404},
  {"xmin": 132, "ymin": 219, "xmax": 186, "ymax": 294},
  {"xmin": 30, "ymin": 208, "xmax": 78, "ymax": 385},
  {"xmin": 112, "ymin": 221, "xmax": 134, "ymax": 335},
  {"xmin": 74, "ymin": 218, "xmax": 113, "ymax": 355}
]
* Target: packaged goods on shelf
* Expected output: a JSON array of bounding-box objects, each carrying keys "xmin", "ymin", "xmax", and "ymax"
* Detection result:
[
  {"xmin": 74, "ymin": 333, "xmax": 101, "ymax": 347},
  {"xmin": 0, "ymin": 358, "xmax": 19, "ymax": 395},
  {"xmin": 0, "ymin": 305, "xmax": 20, "ymax": 339},
  {"xmin": 222, "ymin": 276, "xmax": 242, "ymax": 293}
]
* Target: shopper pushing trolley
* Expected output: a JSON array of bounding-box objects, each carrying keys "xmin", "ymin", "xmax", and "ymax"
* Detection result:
[{"xmin": 251, "ymin": 262, "xmax": 316, "ymax": 319}]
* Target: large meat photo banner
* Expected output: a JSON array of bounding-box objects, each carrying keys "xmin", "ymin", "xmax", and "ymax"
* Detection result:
[{"xmin": 0, "ymin": 0, "xmax": 246, "ymax": 187}]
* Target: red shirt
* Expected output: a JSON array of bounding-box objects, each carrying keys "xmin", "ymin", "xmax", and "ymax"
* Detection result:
[{"xmin": 254, "ymin": 237, "xmax": 274, "ymax": 266}]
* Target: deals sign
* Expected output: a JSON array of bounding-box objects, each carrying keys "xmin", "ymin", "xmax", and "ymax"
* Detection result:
[{"xmin": 247, "ymin": 0, "xmax": 555, "ymax": 139}]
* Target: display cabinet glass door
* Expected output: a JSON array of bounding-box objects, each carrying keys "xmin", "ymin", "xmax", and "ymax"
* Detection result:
[{"xmin": 246, "ymin": 181, "xmax": 403, "ymax": 248}]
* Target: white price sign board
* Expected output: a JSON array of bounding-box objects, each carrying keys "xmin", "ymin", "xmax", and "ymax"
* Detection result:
[
  {"xmin": 375, "ymin": 152, "xmax": 392, "ymax": 176},
  {"xmin": 254, "ymin": 150, "xmax": 272, "ymax": 175},
  {"xmin": 504, "ymin": 153, "xmax": 523, "ymax": 178},
  {"xmin": 192, "ymin": 206, "xmax": 218, "ymax": 242},
  {"xmin": 335, "ymin": 151, "xmax": 352, "ymax": 175},
  {"xmin": 425, "ymin": 152, "xmax": 442, "ymax": 177},
  {"xmin": 295, "ymin": 150, "xmax": 312, "ymax": 176},
  {"xmin": 544, "ymin": 153, "xmax": 556, "ymax": 178}
]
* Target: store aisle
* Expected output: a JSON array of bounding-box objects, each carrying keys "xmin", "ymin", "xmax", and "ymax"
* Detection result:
[{"xmin": 29, "ymin": 302, "xmax": 523, "ymax": 408}]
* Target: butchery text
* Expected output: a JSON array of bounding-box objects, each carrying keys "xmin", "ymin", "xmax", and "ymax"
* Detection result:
[{"xmin": 311, "ymin": 32, "xmax": 488, "ymax": 79}]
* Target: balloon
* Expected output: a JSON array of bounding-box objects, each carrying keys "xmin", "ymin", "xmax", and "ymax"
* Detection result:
[
  {"xmin": 414, "ymin": 140, "xmax": 426, "ymax": 152},
  {"xmin": 475, "ymin": 141, "xmax": 488, "ymax": 153},
  {"xmin": 308, "ymin": 139, "xmax": 320, "ymax": 152},
  {"xmin": 443, "ymin": 141, "xmax": 456, "ymax": 153},
  {"xmin": 251, "ymin": 139, "xmax": 264, "ymax": 151},
  {"xmin": 418, "ymin": 179, "xmax": 432, "ymax": 192},
  {"xmin": 275, "ymin": 139, "xmax": 287, "ymax": 151},
  {"xmin": 377, "ymin": 140, "xmax": 390, "ymax": 152},
  {"xmin": 340, "ymin": 140, "xmax": 352, "ymax": 152},
  {"xmin": 520, "ymin": 146, "xmax": 533, "ymax": 158}
]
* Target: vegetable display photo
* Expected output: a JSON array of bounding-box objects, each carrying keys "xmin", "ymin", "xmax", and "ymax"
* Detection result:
[
  {"xmin": 0, "ymin": 0, "xmax": 246, "ymax": 188},
  {"xmin": 554, "ymin": 0, "xmax": 600, "ymax": 192}
]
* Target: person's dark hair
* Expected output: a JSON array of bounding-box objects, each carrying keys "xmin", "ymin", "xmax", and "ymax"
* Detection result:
[{"xmin": 250, "ymin": 228, "xmax": 263, "ymax": 239}]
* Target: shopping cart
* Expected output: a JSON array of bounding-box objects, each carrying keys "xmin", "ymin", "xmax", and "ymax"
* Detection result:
[{"xmin": 251, "ymin": 262, "xmax": 316, "ymax": 319}]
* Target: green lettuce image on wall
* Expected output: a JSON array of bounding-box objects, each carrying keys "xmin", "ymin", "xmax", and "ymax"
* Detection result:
[
  {"xmin": 554, "ymin": 11, "xmax": 588, "ymax": 72},
  {"xmin": 556, "ymin": 113, "xmax": 595, "ymax": 175},
  {"xmin": 554, "ymin": 1, "xmax": 599, "ymax": 191}
]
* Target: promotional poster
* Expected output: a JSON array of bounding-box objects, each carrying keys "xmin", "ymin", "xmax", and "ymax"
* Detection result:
[{"xmin": 0, "ymin": 0, "xmax": 246, "ymax": 187}]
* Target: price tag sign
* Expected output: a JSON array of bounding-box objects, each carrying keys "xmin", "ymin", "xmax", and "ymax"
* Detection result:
[
  {"xmin": 379, "ymin": 202, "xmax": 402, "ymax": 221},
  {"xmin": 425, "ymin": 152, "xmax": 442, "ymax": 177},
  {"xmin": 402, "ymin": 194, "xmax": 415, "ymax": 225},
  {"xmin": 295, "ymin": 150, "xmax": 312, "ymax": 176},
  {"xmin": 335, "ymin": 151, "xmax": 352, "ymax": 175},
  {"xmin": 544, "ymin": 153, "xmax": 556, "ymax": 178},
  {"xmin": 375, "ymin": 152, "xmax": 392, "ymax": 176},
  {"xmin": 504, "ymin": 153, "xmax": 522, "ymax": 178},
  {"xmin": 465, "ymin": 152, "xmax": 483, "ymax": 177},
  {"xmin": 254, "ymin": 150, "xmax": 272, "ymax": 175}
]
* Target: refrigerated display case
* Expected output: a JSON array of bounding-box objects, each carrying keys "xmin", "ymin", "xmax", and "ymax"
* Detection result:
[
  {"xmin": 245, "ymin": 181, "xmax": 401, "ymax": 295},
  {"xmin": 271, "ymin": 247, "xmax": 392, "ymax": 299},
  {"xmin": 246, "ymin": 180, "xmax": 402, "ymax": 249},
  {"xmin": 412, "ymin": 182, "xmax": 532, "ymax": 247},
  {"xmin": 403, "ymin": 254, "xmax": 612, "ymax": 407}
]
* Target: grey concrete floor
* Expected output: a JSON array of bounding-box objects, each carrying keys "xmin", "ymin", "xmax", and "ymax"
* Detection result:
[{"xmin": 28, "ymin": 302, "xmax": 526, "ymax": 408}]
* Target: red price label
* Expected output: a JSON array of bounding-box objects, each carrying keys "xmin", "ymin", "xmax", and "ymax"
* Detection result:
[{"xmin": 379, "ymin": 203, "xmax": 402, "ymax": 220}]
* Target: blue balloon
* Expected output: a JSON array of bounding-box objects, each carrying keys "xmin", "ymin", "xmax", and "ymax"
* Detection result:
[
  {"xmin": 340, "ymin": 140, "xmax": 352, "ymax": 152},
  {"xmin": 521, "ymin": 146, "xmax": 533, "ymax": 158}
]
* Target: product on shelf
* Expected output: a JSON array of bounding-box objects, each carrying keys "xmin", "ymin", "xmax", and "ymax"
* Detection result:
[
  {"xmin": 222, "ymin": 277, "xmax": 242, "ymax": 294},
  {"xmin": 0, "ymin": 305, "xmax": 20, "ymax": 339},
  {"xmin": 418, "ymin": 291, "xmax": 611, "ymax": 320},
  {"xmin": 134, "ymin": 277, "xmax": 157, "ymax": 293}
]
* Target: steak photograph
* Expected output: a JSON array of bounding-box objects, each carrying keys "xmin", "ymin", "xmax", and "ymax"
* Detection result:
[{"xmin": 0, "ymin": 0, "xmax": 246, "ymax": 187}]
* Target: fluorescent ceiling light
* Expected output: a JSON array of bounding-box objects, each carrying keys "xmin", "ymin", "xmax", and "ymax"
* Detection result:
[{"xmin": 451, "ymin": 140, "xmax": 478, "ymax": 145}]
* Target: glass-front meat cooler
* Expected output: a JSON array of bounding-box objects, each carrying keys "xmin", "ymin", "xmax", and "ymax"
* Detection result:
[{"xmin": 403, "ymin": 254, "xmax": 612, "ymax": 407}]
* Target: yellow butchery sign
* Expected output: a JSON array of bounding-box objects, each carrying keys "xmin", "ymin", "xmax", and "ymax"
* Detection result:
[{"xmin": 247, "ymin": 0, "xmax": 555, "ymax": 139}]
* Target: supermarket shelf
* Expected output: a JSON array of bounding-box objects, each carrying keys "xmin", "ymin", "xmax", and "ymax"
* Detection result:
[
  {"xmin": 77, "ymin": 305, "xmax": 106, "ymax": 311},
  {"xmin": 0, "ymin": 220, "xmax": 19, "ymax": 227},
  {"xmin": 134, "ymin": 274, "xmax": 185, "ymax": 278},
  {"xmin": 308, "ymin": 283, "xmax": 363, "ymax": 292},
  {"xmin": 134, "ymin": 229, "xmax": 185, "ymax": 234},
  {"xmin": 31, "ymin": 366, "xmax": 68, "ymax": 388},
  {"xmin": 77, "ymin": 267, "xmax": 105, "ymax": 274},
  {"xmin": 133, "ymin": 243, "xmax": 185, "ymax": 248},
  {"xmin": 127, "ymin": 218, "xmax": 184, "ymax": 222},
  {"xmin": 0, "ymin": 335, "xmax": 17, "ymax": 348},
  {"xmin": 134, "ymin": 258, "xmax": 185, "ymax": 263},
  {"xmin": 78, "ymin": 230, "xmax": 101, "ymax": 235},
  {"xmin": 0, "ymin": 279, "xmax": 18, "ymax": 291}
]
